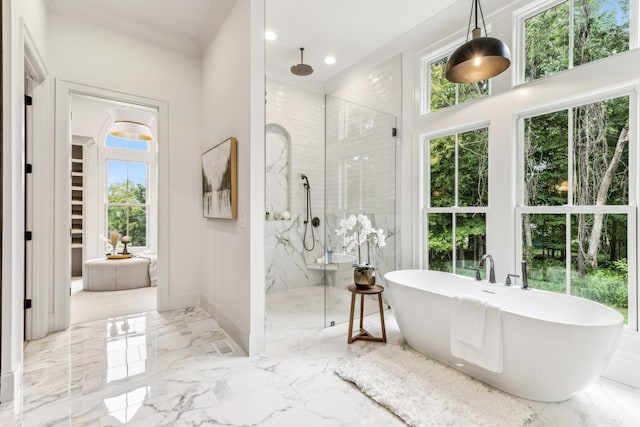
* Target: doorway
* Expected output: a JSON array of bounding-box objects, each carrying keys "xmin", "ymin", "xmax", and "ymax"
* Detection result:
[
  {"xmin": 67, "ymin": 93, "xmax": 159, "ymax": 325},
  {"xmin": 51, "ymin": 81, "xmax": 169, "ymax": 332}
]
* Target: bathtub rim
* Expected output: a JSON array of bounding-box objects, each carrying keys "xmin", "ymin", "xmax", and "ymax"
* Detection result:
[{"xmin": 384, "ymin": 269, "xmax": 624, "ymax": 328}]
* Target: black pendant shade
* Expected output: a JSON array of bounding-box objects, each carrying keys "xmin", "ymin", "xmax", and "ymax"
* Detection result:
[{"xmin": 445, "ymin": 1, "xmax": 511, "ymax": 83}]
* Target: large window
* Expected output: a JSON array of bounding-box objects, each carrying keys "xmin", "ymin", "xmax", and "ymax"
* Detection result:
[
  {"xmin": 522, "ymin": 0, "xmax": 629, "ymax": 82},
  {"xmin": 519, "ymin": 94, "xmax": 633, "ymax": 325},
  {"xmin": 106, "ymin": 160, "xmax": 148, "ymax": 247},
  {"xmin": 424, "ymin": 54, "xmax": 489, "ymax": 113},
  {"xmin": 102, "ymin": 134, "xmax": 155, "ymax": 251},
  {"xmin": 425, "ymin": 127, "xmax": 489, "ymax": 276}
]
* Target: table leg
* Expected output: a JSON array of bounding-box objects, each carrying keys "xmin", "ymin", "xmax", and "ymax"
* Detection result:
[
  {"xmin": 359, "ymin": 294, "xmax": 365, "ymax": 330},
  {"xmin": 347, "ymin": 291, "xmax": 356, "ymax": 343},
  {"xmin": 377, "ymin": 293, "xmax": 387, "ymax": 343}
]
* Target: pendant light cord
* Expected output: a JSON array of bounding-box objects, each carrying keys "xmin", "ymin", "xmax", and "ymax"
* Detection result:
[
  {"xmin": 478, "ymin": 0, "xmax": 488, "ymax": 36},
  {"xmin": 465, "ymin": 0, "xmax": 489, "ymax": 41},
  {"xmin": 465, "ymin": 1, "xmax": 474, "ymax": 41}
]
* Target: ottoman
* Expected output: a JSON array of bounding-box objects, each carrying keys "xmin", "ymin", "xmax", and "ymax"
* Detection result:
[{"xmin": 83, "ymin": 257, "xmax": 151, "ymax": 291}]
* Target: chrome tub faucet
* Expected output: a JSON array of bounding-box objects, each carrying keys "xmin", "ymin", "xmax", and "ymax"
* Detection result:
[{"xmin": 479, "ymin": 254, "xmax": 496, "ymax": 283}]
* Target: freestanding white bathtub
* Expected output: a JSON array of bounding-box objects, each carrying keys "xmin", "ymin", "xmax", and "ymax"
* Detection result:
[{"xmin": 384, "ymin": 269, "xmax": 624, "ymax": 402}]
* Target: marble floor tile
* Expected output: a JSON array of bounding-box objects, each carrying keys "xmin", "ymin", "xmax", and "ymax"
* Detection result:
[{"xmin": 0, "ymin": 287, "xmax": 638, "ymax": 426}]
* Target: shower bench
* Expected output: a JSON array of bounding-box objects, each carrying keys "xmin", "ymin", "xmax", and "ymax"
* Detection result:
[{"xmin": 83, "ymin": 257, "xmax": 151, "ymax": 291}]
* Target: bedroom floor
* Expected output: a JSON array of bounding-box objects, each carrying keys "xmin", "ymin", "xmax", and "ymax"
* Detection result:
[{"xmin": 70, "ymin": 277, "xmax": 157, "ymax": 325}]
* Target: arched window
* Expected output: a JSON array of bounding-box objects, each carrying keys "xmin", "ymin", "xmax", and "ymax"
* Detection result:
[{"xmin": 102, "ymin": 132, "xmax": 156, "ymax": 251}]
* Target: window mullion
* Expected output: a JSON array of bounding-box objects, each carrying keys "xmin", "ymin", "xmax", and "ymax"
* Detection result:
[
  {"xmin": 425, "ymin": 138, "xmax": 430, "ymax": 208},
  {"xmin": 566, "ymin": 212, "xmax": 572, "ymax": 295},
  {"xmin": 125, "ymin": 206, "xmax": 130, "ymax": 237},
  {"xmin": 452, "ymin": 213, "xmax": 458, "ymax": 273},
  {"xmin": 568, "ymin": 0, "xmax": 574, "ymax": 69},
  {"xmin": 454, "ymin": 133, "xmax": 459, "ymax": 207},
  {"xmin": 568, "ymin": 106, "xmax": 574, "ymax": 205}
]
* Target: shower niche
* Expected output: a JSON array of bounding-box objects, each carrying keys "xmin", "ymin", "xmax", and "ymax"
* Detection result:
[{"xmin": 265, "ymin": 123, "xmax": 291, "ymax": 221}]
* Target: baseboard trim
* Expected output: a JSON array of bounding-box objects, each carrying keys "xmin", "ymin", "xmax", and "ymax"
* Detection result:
[
  {"xmin": 201, "ymin": 294, "xmax": 256, "ymax": 355},
  {"xmin": 0, "ymin": 363, "xmax": 20, "ymax": 403}
]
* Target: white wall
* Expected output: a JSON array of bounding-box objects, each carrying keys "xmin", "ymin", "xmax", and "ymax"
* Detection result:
[
  {"xmin": 47, "ymin": 13, "xmax": 203, "ymax": 312},
  {"xmin": 200, "ymin": 0, "xmax": 265, "ymax": 355},
  {"xmin": 1, "ymin": 0, "xmax": 49, "ymax": 403}
]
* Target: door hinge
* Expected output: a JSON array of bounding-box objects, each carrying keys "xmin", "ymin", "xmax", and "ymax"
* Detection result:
[
  {"xmin": 26, "ymin": 163, "xmax": 33, "ymax": 174},
  {"xmin": 392, "ymin": 127, "xmax": 397, "ymax": 137},
  {"xmin": 25, "ymin": 231, "xmax": 33, "ymax": 241},
  {"xmin": 24, "ymin": 95, "xmax": 33, "ymax": 106},
  {"xmin": 24, "ymin": 299, "xmax": 32, "ymax": 310}
]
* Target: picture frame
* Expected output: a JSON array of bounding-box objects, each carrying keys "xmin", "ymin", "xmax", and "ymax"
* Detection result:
[{"xmin": 202, "ymin": 137, "xmax": 238, "ymax": 220}]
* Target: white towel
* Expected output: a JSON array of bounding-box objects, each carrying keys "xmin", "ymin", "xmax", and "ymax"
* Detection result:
[
  {"xmin": 452, "ymin": 296, "xmax": 488, "ymax": 349},
  {"xmin": 450, "ymin": 295, "xmax": 503, "ymax": 373}
]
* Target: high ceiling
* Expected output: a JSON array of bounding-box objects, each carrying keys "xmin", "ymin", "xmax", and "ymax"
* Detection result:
[
  {"xmin": 47, "ymin": 0, "xmax": 487, "ymax": 88},
  {"xmin": 46, "ymin": 0, "xmax": 236, "ymax": 55},
  {"xmin": 265, "ymin": 0, "xmax": 459, "ymax": 89}
]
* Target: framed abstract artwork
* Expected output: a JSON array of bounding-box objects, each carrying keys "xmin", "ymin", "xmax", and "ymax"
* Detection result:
[{"xmin": 202, "ymin": 137, "xmax": 237, "ymax": 219}]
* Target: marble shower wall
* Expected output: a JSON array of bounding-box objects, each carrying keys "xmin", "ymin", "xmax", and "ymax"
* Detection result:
[
  {"xmin": 265, "ymin": 80, "xmax": 325, "ymax": 293},
  {"xmin": 325, "ymin": 55, "xmax": 402, "ymax": 286},
  {"xmin": 265, "ymin": 55, "xmax": 402, "ymax": 293}
]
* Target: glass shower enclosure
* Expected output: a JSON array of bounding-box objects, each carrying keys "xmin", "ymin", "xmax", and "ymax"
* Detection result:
[
  {"xmin": 263, "ymin": 88, "xmax": 397, "ymax": 335},
  {"xmin": 322, "ymin": 96, "xmax": 397, "ymax": 327}
]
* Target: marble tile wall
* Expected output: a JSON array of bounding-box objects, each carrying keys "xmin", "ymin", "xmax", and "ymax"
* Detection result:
[
  {"xmin": 265, "ymin": 123, "xmax": 290, "ymax": 216},
  {"xmin": 265, "ymin": 55, "xmax": 402, "ymax": 294},
  {"xmin": 265, "ymin": 80, "xmax": 325, "ymax": 293}
]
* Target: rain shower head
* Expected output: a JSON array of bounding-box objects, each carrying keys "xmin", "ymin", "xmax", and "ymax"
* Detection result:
[{"xmin": 291, "ymin": 47, "xmax": 314, "ymax": 76}]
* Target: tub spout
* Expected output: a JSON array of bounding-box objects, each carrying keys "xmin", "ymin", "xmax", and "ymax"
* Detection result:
[
  {"xmin": 521, "ymin": 261, "xmax": 530, "ymax": 290},
  {"xmin": 479, "ymin": 254, "xmax": 496, "ymax": 283}
]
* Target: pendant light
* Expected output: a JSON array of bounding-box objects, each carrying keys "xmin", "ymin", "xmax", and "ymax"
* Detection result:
[
  {"xmin": 109, "ymin": 108, "xmax": 154, "ymax": 141},
  {"xmin": 445, "ymin": 0, "xmax": 511, "ymax": 83}
]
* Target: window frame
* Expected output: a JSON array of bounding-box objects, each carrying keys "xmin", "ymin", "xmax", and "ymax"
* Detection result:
[
  {"xmin": 423, "ymin": 123, "xmax": 491, "ymax": 272},
  {"xmin": 100, "ymin": 138, "xmax": 157, "ymax": 252},
  {"xmin": 514, "ymin": 87, "xmax": 638, "ymax": 330},
  {"xmin": 105, "ymin": 159, "xmax": 149, "ymax": 248},
  {"xmin": 515, "ymin": 0, "xmax": 637, "ymax": 85},
  {"xmin": 420, "ymin": 38, "xmax": 492, "ymax": 115}
]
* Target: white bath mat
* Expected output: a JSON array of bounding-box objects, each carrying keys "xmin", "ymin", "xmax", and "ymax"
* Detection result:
[{"xmin": 336, "ymin": 343, "xmax": 533, "ymax": 427}]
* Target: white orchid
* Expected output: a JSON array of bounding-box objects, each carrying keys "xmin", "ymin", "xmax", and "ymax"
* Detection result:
[{"xmin": 335, "ymin": 214, "xmax": 387, "ymax": 266}]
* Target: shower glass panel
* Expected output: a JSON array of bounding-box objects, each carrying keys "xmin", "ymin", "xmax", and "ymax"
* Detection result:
[{"xmin": 323, "ymin": 96, "xmax": 397, "ymax": 327}]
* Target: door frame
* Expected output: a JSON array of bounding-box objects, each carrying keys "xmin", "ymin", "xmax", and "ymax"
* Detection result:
[
  {"xmin": 1, "ymin": 18, "xmax": 48, "ymax": 403},
  {"xmin": 52, "ymin": 81, "xmax": 169, "ymax": 331}
]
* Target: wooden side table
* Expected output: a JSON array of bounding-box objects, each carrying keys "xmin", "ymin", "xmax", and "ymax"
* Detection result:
[{"xmin": 347, "ymin": 283, "xmax": 387, "ymax": 344}]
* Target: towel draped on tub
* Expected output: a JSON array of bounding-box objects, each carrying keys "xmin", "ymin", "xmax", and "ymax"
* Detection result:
[{"xmin": 450, "ymin": 295, "xmax": 503, "ymax": 373}]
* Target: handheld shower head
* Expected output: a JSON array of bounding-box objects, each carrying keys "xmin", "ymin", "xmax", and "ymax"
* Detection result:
[{"xmin": 301, "ymin": 174, "xmax": 309, "ymax": 188}]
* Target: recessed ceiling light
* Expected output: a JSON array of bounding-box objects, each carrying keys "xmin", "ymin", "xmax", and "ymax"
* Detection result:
[
  {"xmin": 265, "ymin": 30, "xmax": 278, "ymax": 41},
  {"xmin": 324, "ymin": 56, "xmax": 336, "ymax": 65}
]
